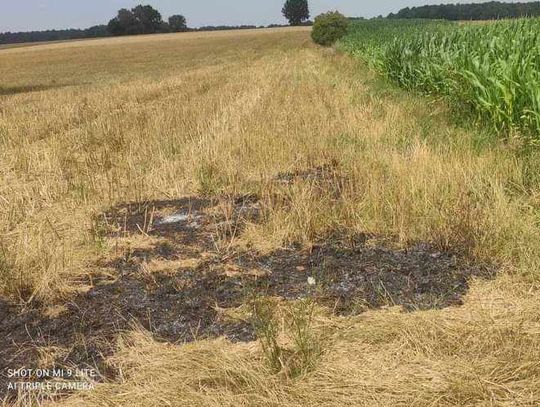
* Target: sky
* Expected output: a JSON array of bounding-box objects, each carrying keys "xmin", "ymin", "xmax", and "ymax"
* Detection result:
[{"xmin": 0, "ymin": 0, "xmax": 536, "ymax": 32}]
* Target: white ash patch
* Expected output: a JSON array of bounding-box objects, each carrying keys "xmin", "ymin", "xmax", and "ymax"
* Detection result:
[{"xmin": 155, "ymin": 213, "xmax": 203, "ymax": 226}]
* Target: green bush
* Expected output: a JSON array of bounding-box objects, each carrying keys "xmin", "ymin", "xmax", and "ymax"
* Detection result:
[{"xmin": 311, "ymin": 11, "xmax": 349, "ymax": 46}]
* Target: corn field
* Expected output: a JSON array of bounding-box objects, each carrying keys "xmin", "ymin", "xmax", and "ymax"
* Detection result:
[{"xmin": 338, "ymin": 18, "xmax": 540, "ymax": 137}]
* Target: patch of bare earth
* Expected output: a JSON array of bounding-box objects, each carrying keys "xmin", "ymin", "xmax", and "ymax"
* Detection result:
[{"xmin": 0, "ymin": 175, "xmax": 494, "ymax": 399}]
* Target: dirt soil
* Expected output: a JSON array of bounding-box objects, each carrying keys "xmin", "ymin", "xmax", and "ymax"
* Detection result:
[{"xmin": 0, "ymin": 193, "xmax": 494, "ymax": 399}]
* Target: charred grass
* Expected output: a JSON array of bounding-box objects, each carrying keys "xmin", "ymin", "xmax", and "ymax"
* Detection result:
[{"xmin": 0, "ymin": 190, "xmax": 494, "ymax": 402}]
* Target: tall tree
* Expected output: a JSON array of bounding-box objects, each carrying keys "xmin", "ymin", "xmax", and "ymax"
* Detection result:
[
  {"xmin": 107, "ymin": 8, "xmax": 140, "ymax": 36},
  {"xmin": 282, "ymin": 0, "xmax": 310, "ymax": 26},
  {"xmin": 132, "ymin": 5, "xmax": 163, "ymax": 34},
  {"xmin": 169, "ymin": 15, "xmax": 188, "ymax": 32},
  {"xmin": 107, "ymin": 18, "xmax": 123, "ymax": 36},
  {"xmin": 107, "ymin": 5, "xmax": 163, "ymax": 36}
]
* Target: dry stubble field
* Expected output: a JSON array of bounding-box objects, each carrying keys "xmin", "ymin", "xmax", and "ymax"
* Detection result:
[{"xmin": 1, "ymin": 27, "xmax": 540, "ymax": 406}]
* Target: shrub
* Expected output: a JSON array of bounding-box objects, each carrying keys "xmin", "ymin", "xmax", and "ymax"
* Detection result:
[{"xmin": 311, "ymin": 11, "xmax": 349, "ymax": 46}]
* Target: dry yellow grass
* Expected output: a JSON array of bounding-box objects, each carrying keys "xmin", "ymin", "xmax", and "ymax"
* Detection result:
[{"xmin": 1, "ymin": 27, "xmax": 540, "ymax": 405}]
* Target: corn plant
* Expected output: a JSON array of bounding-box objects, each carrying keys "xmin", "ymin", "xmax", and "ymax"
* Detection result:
[{"xmin": 338, "ymin": 18, "xmax": 540, "ymax": 139}]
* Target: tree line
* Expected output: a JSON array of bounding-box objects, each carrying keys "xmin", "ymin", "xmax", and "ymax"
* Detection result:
[
  {"xmin": 106, "ymin": 2, "xmax": 313, "ymax": 34},
  {"xmin": 389, "ymin": 1, "xmax": 540, "ymax": 20},
  {"xmin": 0, "ymin": 26, "xmax": 109, "ymax": 45},
  {"xmin": 107, "ymin": 5, "xmax": 187, "ymax": 36},
  {"xmin": 0, "ymin": 2, "xmax": 312, "ymax": 45}
]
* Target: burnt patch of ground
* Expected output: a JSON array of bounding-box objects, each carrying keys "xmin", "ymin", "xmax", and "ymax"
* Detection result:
[
  {"xmin": 275, "ymin": 161, "xmax": 340, "ymax": 184},
  {"xmin": 98, "ymin": 196, "xmax": 212, "ymax": 237},
  {"xmin": 246, "ymin": 242, "xmax": 494, "ymax": 314},
  {"xmin": 274, "ymin": 161, "xmax": 348, "ymax": 200},
  {"xmin": 0, "ymin": 194, "xmax": 495, "ymax": 400}
]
